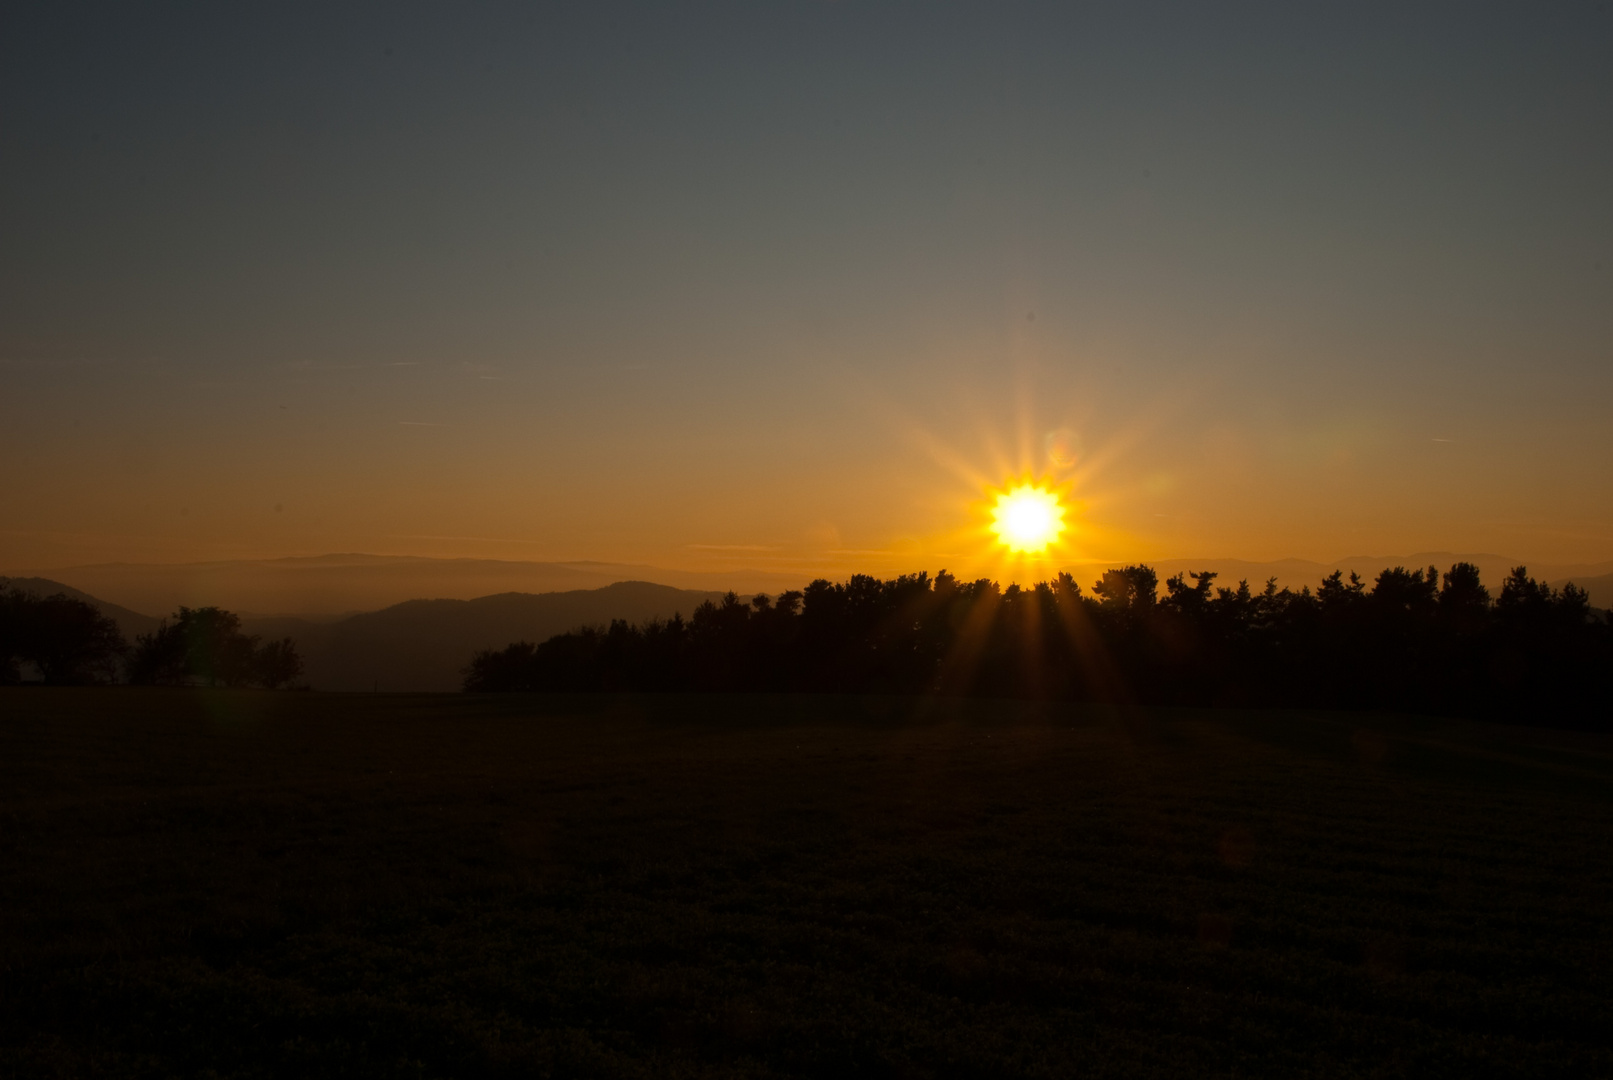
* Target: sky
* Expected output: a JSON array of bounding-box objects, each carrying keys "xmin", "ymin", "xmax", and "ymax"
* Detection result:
[{"xmin": 4, "ymin": 2, "xmax": 1611, "ymax": 582}]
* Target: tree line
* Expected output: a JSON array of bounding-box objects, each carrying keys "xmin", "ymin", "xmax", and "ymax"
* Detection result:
[
  {"xmin": 1, "ymin": 586, "xmax": 303, "ymax": 689},
  {"xmin": 464, "ymin": 563, "xmax": 1612, "ymax": 725}
]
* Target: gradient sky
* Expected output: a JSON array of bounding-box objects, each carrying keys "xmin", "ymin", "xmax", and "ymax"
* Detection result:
[{"xmin": 4, "ymin": 2, "xmax": 1611, "ymax": 579}]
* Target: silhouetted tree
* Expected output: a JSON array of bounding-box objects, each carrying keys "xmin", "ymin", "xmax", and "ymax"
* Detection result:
[
  {"xmin": 130, "ymin": 606, "xmax": 302, "ymax": 688},
  {"xmin": 462, "ymin": 563, "xmax": 1613, "ymax": 729},
  {"xmin": 1094, "ymin": 565, "xmax": 1158, "ymax": 615},
  {"xmin": 254, "ymin": 638, "xmax": 305, "ymax": 690},
  {"xmin": 129, "ymin": 622, "xmax": 188, "ymax": 686},
  {"xmin": 463, "ymin": 641, "xmax": 541, "ymax": 692},
  {"xmin": 1163, "ymin": 571, "xmax": 1217, "ymax": 615},
  {"xmin": 0, "ymin": 586, "xmax": 125, "ymax": 684},
  {"xmin": 1316, "ymin": 570, "xmax": 1367, "ymax": 610},
  {"xmin": 1439, "ymin": 563, "xmax": 1491, "ymax": 633}
]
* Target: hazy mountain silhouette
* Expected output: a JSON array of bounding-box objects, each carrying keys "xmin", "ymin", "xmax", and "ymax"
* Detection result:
[
  {"xmin": 17, "ymin": 555, "xmax": 802, "ymax": 618},
  {"xmin": 23, "ymin": 551, "xmax": 1611, "ymax": 622},
  {"xmin": 6, "ymin": 562, "xmax": 1606, "ymax": 693},
  {"xmin": 10, "ymin": 552, "xmax": 1608, "ymax": 694},
  {"xmin": 0, "ymin": 577, "xmax": 160, "ymax": 642},
  {"xmin": 240, "ymin": 581, "xmax": 732, "ymax": 691}
]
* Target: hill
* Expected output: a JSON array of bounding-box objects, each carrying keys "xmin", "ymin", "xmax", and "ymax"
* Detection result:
[
  {"xmin": 2, "ymin": 575, "xmax": 733, "ymax": 691},
  {"xmin": 13, "ymin": 554, "xmax": 804, "ymax": 618},
  {"xmin": 9, "ymin": 561, "xmax": 1606, "ymax": 693},
  {"xmin": 24, "ymin": 552, "xmax": 1613, "ymax": 621},
  {"xmin": 0, "ymin": 576, "xmax": 160, "ymax": 642},
  {"xmin": 242, "ymin": 581, "xmax": 731, "ymax": 691}
]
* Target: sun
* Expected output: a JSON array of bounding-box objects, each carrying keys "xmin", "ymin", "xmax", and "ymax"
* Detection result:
[{"xmin": 990, "ymin": 485, "xmax": 1066, "ymax": 553}]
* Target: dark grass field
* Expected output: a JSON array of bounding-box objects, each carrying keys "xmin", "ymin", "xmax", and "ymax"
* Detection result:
[{"xmin": 2, "ymin": 690, "xmax": 1611, "ymax": 1078}]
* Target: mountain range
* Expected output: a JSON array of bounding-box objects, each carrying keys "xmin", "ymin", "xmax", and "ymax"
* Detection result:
[
  {"xmin": 7, "ymin": 553, "xmax": 1611, "ymax": 692},
  {"xmin": 239, "ymin": 582, "xmax": 730, "ymax": 692},
  {"xmin": 8, "ymin": 554, "xmax": 804, "ymax": 618},
  {"xmin": 0, "ymin": 576, "xmax": 162, "ymax": 641},
  {"xmin": 3, "ymin": 575, "xmax": 730, "ymax": 692},
  {"xmin": 15, "ymin": 552, "xmax": 1613, "ymax": 620}
]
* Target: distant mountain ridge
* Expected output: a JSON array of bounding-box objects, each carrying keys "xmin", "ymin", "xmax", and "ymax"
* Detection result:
[
  {"xmin": 0, "ymin": 576, "xmax": 160, "ymax": 642},
  {"xmin": 18, "ymin": 551, "xmax": 1613, "ymax": 621},
  {"xmin": 2, "ymin": 575, "xmax": 733, "ymax": 691},
  {"xmin": 12, "ymin": 554, "xmax": 805, "ymax": 618},
  {"xmin": 239, "ymin": 581, "xmax": 732, "ymax": 691},
  {"xmin": 9, "ymin": 557, "xmax": 1610, "ymax": 693}
]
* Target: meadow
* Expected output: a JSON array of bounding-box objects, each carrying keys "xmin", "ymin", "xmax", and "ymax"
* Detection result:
[{"xmin": 2, "ymin": 689, "xmax": 1610, "ymax": 1078}]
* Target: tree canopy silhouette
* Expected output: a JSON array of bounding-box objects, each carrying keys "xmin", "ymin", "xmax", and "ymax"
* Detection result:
[
  {"xmin": 129, "ymin": 606, "xmax": 304, "ymax": 689},
  {"xmin": 0, "ymin": 585, "xmax": 125, "ymax": 685},
  {"xmin": 464, "ymin": 563, "xmax": 1611, "ymax": 726}
]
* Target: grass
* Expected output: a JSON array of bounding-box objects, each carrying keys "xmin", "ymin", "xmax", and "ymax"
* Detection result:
[{"xmin": 1, "ymin": 688, "xmax": 1610, "ymax": 1078}]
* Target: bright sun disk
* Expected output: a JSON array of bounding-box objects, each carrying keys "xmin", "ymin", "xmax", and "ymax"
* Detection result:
[{"xmin": 991, "ymin": 485, "xmax": 1066, "ymax": 553}]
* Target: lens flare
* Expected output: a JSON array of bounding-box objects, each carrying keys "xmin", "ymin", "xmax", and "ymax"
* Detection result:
[
  {"xmin": 990, "ymin": 485, "xmax": 1066, "ymax": 553},
  {"xmin": 1045, "ymin": 427, "xmax": 1081, "ymax": 469}
]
